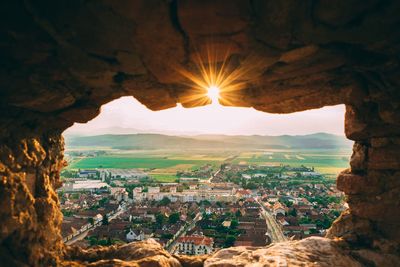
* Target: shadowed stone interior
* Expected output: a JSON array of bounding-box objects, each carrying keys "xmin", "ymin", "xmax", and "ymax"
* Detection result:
[{"xmin": 0, "ymin": 1, "xmax": 399, "ymax": 266}]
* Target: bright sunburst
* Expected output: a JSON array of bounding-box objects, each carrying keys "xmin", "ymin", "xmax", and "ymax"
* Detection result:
[
  {"xmin": 207, "ymin": 86, "xmax": 220, "ymax": 103},
  {"xmin": 176, "ymin": 46, "xmax": 264, "ymax": 107}
]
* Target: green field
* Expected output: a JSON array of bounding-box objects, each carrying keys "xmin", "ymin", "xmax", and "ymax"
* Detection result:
[
  {"xmin": 66, "ymin": 148, "xmax": 351, "ymax": 182},
  {"xmin": 148, "ymin": 173, "xmax": 178, "ymax": 183},
  {"xmin": 232, "ymin": 150, "xmax": 350, "ymax": 176},
  {"xmin": 69, "ymin": 156, "xmax": 222, "ymax": 169}
]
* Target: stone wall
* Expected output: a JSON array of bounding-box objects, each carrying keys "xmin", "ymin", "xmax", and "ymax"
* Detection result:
[
  {"xmin": 328, "ymin": 102, "xmax": 400, "ymax": 255},
  {"xmin": 0, "ymin": 0, "xmax": 399, "ymax": 266},
  {"xmin": 0, "ymin": 128, "xmax": 65, "ymax": 266}
]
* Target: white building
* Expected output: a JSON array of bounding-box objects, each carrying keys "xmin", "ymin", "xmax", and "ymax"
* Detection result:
[
  {"xmin": 301, "ymin": 171, "xmax": 321, "ymax": 177},
  {"xmin": 132, "ymin": 187, "xmax": 147, "ymax": 202},
  {"xmin": 241, "ymin": 174, "xmax": 251, "ymax": 179},
  {"xmin": 253, "ymin": 173, "xmax": 268, "ymax": 178},
  {"xmin": 110, "ymin": 187, "xmax": 129, "ymax": 202},
  {"xmin": 126, "ymin": 229, "xmax": 144, "ymax": 242},
  {"xmin": 60, "ymin": 180, "xmax": 109, "ymax": 192},
  {"xmin": 176, "ymin": 235, "xmax": 214, "ymax": 255},
  {"xmin": 148, "ymin": 186, "xmax": 160, "ymax": 194}
]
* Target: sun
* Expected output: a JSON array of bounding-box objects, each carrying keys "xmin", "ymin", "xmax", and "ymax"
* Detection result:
[
  {"xmin": 207, "ymin": 86, "xmax": 220, "ymax": 103},
  {"xmin": 176, "ymin": 45, "xmax": 265, "ymax": 107}
]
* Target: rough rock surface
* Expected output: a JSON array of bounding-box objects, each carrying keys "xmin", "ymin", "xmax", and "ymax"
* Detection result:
[
  {"xmin": 0, "ymin": 132, "xmax": 65, "ymax": 266},
  {"xmin": 64, "ymin": 239, "xmax": 182, "ymax": 267},
  {"xmin": 204, "ymin": 237, "xmax": 400, "ymax": 267},
  {"xmin": 0, "ymin": 0, "xmax": 400, "ymax": 266},
  {"xmin": 63, "ymin": 239, "xmax": 208, "ymax": 266}
]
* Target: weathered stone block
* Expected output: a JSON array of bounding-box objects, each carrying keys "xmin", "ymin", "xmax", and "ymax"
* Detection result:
[
  {"xmin": 337, "ymin": 169, "xmax": 400, "ymax": 195},
  {"xmin": 368, "ymin": 146, "xmax": 400, "ymax": 170},
  {"xmin": 350, "ymin": 142, "xmax": 368, "ymax": 172},
  {"xmin": 348, "ymin": 188, "xmax": 400, "ymax": 222},
  {"xmin": 327, "ymin": 209, "xmax": 373, "ymax": 242},
  {"xmin": 337, "ymin": 170, "xmax": 380, "ymax": 195},
  {"xmin": 345, "ymin": 105, "xmax": 368, "ymax": 141}
]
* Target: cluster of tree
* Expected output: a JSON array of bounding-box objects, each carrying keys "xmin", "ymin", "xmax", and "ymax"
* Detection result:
[
  {"xmin": 155, "ymin": 212, "xmax": 181, "ymax": 227},
  {"xmin": 60, "ymin": 170, "xmax": 79, "ymax": 178},
  {"xmin": 198, "ymin": 200, "xmax": 212, "ymax": 207},
  {"xmin": 198, "ymin": 212, "xmax": 242, "ymax": 248},
  {"xmin": 102, "ymin": 214, "xmax": 109, "ymax": 225},
  {"xmin": 158, "ymin": 197, "xmax": 171, "ymax": 206},
  {"xmin": 281, "ymin": 199, "xmax": 293, "ymax": 208},
  {"xmin": 88, "ymin": 197, "xmax": 109, "ymax": 211},
  {"xmin": 315, "ymin": 215, "xmax": 335, "ymax": 229},
  {"xmin": 304, "ymin": 195, "xmax": 342, "ymax": 208},
  {"xmin": 288, "ymin": 212, "xmax": 339, "ymax": 230},
  {"xmin": 61, "ymin": 209, "xmax": 74, "ymax": 217},
  {"xmin": 87, "ymin": 236, "xmax": 121, "ymax": 247}
]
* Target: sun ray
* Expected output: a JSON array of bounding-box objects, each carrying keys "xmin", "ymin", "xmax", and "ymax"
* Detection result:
[{"xmin": 176, "ymin": 45, "xmax": 265, "ymax": 107}]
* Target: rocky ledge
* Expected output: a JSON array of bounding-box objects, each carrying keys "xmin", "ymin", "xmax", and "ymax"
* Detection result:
[{"xmin": 64, "ymin": 237, "xmax": 400, "ymax": 267}]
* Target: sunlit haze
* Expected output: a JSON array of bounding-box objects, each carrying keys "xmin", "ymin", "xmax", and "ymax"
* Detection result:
[
  {"xmin": 207, "ymin": 86, "xmax": 220, "ymax": 103},
  {"xmin": 65, "ymin": 97, "xmax": 345, "ymax": 136}
]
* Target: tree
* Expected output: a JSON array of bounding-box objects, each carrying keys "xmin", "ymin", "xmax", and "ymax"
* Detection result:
[
  {"xmin": 158, "ymin": 197, "xmax": 171, "ymax": 206},
  {"xmin": 188, "ymin": 212, "xmax": 196, "ymax": 220},
  {"xmin": 61, "ymin": 209, "xmax": 73, "ymax": 217},
  {"xmin": 283, "ymin": 200, "xmax": 293, "ymax": 208},
  {"xmin": 99, "ymin": 197, "xmax": 109, "ymax": 207},
  {"xmin": 88, "ymin": 217, "xmax": 94, "ymax": 225},
  {"xmin": 224, "ymin": 235, "xmax": 236, "ymax": 247},
  {"xmin": 235, "ymin": 210, "xmax": 242, "ymax": 217},
  {"xmin": 168, "ymin": 212, "xmax": 180, "ymax": 224},
  {"xmin": 288, "ymin": 208, "xmax": 297, "ymax": 217},
  {"xmin": 102, "ymin": 214, "xmax": 109, "ymax": 225},
  {"xmin": 298, "ymin": 217, "xmax": 311, "ymax": 224},
  {"xmin": 88, "ymin": 236, "xmax": 98, "ymax": 246},
  {"xmin": 230, "ymin": 219, "xmax": 239, "ymax": 229},
  {"xmin": 155, "ymin": 212, "xmax": 165, "ymax": 226},
  {"xmin": 331, "ymin": 210, "xmax": 340, "ymax": 217},
  {"xmin": 244, "ymin": 182, "xmax": 257, "ymax": 190},
  {"xmin": 161, "ymin": 233, "xmax": 174, "ymax": 239},
  {"xmin": 200, "ymin": 200, "xmax": 211, "ymax": 207}
]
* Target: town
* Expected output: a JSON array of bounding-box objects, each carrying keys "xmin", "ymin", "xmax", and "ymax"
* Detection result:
[{"xmin": 59, "ymin": 162, "xmax": 345, "ymax": 256}]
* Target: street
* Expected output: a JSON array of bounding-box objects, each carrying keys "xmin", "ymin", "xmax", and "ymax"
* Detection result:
[
  {"xmin": 256, "ymin": 198, "xmax": 286, "ymax": 243},
  {"xmin": 65, "ymin": 203, "xmax": 128, "ymax": 245},
  {"xmin": 166, "ymin": 212, "xmax": 202, "ymax": 253}
]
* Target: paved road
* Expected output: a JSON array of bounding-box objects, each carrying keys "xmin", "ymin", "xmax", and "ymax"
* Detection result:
[
  {"xmin": 207, "ymin": 155, "xmax": 240, "ymax": 183},
  {"xmin": 65, "ymin": 204, "xmax": 128, "ymax": 245},
  {"xmin": 166, "ymin": 213, "xmax": 202, "ymax": 253},
  {"xmin": 257, "ymin": 199, "xmax": 286, "ymax": 243},
  {"xmin": 207, "ymin": 169, "xmax": 221, "ymax": 183}
]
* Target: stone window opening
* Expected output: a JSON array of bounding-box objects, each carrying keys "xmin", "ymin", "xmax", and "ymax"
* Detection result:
[
  {"xmin": 1, "ymin": 1, "xmax": 399, "ymax": 266},
  {"xmin": 1, "ymin": 94, "xmax": 399, "ymax": 266}
]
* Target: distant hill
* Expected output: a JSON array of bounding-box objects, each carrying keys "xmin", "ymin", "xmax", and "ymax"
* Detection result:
[
  {"xmin": 65, "ymin": 133, "xmax": 353, "ymax": 150},
  {"xmin": 63, "ymin": 126, "xmax": 203, "ymax": 137}
]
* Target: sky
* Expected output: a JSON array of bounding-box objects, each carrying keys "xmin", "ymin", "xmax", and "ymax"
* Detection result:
[{"xmin": 64, "ymin": 96, "xmax": 346, "ymax": 136}]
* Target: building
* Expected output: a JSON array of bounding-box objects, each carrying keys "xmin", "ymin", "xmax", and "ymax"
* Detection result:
[
  {"xmin": 103, "ymin": 169, "xmax": 148, "ymax": 179},
  {"xmin": 132, "ymin": 187, "xmax": 151, "ymax": 202},
  {"xmin": 235, "ymin": 189, "xmax": 252, "ymax": 199},
  {"xmin": 110, "ymin": 187, "xmax": 129, "ymax": 202},
  {"xmin": 60, "ymin": 180, "xmax": 110, "ymax": 192},
  {"xmin": 176, "ymin": 235, "xmax": 214, "ymax": 255},
  {"xmin": 126, "ymin": 229, "xmax": 145, "ymax": 242},
  {"xmin": 273, "ymin": 202, "xmax": 287, "ymax": 216},
  {"xmin": 78, "ymin": 170, "xmax": 98, "ymax": 178}
]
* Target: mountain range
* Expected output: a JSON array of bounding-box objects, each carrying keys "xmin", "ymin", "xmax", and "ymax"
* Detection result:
[{"xmin": 65, "ymin": 133, "xmax": 353, "ymax": 150}]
